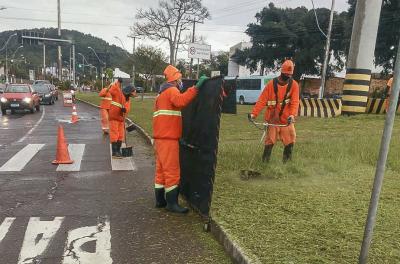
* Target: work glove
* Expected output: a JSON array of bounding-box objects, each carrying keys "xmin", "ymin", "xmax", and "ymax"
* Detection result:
[
  {"xmin": 121, "ymin": 107, "xmax": 127, "ymax": 114},
  {"xmin": 287, "ymin": 115, "xmax": 294, "ymax": 124},
  {"xmin": 195, "ymin": 75, "xmax": 209, "ymax": 90},
  {"xmin": 247, "ymin": 113, "xmax": 255, "ymax": 121}
]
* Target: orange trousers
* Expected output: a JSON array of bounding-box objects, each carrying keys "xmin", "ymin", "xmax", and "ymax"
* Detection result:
[
  {"xmin": 109, "ymin": 120, "xmax": 125, "ymax": 143},
  {"xmin": 100, "ymin": 109, "xmax": 109, "ymax": 131},
  {"xmin": 265, "ymin": 124, "xmax": 296, "ymax": 146},
  {"xmin": 154, "ymin": 139, "xmax": 180, "ymax": 189}
]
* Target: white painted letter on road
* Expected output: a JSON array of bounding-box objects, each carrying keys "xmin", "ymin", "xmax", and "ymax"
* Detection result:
[
  {"xmin": 0, "ymin": 217, "xmax": 15, "ymax": 243},
  {"xmin": 18, "ymin": 217, "xmax": 64, "ymax": 264},
  {"xmin": 63, "ymin": 219, "xmax": 112, "ymax": 264}
]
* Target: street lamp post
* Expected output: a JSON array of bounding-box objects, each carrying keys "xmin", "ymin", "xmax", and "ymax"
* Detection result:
[
  {"xmin": 114, "ymin": 36, "xmax": 136, "ymax": 86},
  {"xmin": 3, "ymin": 33, "xmax": 17, "ymax": 83},
  {"xmin": 88, "ymin": 47, "xmax": 106, "ymax": 88}
]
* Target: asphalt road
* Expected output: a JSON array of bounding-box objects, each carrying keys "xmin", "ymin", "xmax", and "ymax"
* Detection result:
[{"xmin": 0, "ymin": 100, "xmax": 229, "ymax": 264}]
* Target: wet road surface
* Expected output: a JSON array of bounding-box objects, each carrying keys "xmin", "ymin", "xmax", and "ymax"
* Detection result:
[{"xmin": 0, "ymin": 99, "xmax": 229, "ymax": 264}]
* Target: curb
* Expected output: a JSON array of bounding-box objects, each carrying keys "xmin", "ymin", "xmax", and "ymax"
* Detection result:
[
  {"xmin": 77, "ymin": 96, "xmax": 256, "ymax": 264},
  {"xmin": 76, "ymin": 98, "xmax": 154, "ymax": 146}
]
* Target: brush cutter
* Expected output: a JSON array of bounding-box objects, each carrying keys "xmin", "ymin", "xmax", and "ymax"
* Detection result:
[{"xmin": 240, "ymin": 114, "xmax": 290, "ymax": 180}]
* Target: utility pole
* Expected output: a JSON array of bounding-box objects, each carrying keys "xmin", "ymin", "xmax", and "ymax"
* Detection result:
[
  {"xmin": 318, "ymin": 0, "xmax": 335, "ymax": 99},
  {"xmin": 72, "ymin": 44, "xmax": 76, "ymax": 86},
  {"xmin": 189, "ymin": 18, "xmax": 203, "ymax": 79},
  {"xmin": 43, "ymin": 29, "xmax": 46, "ymax": 80},
  {"xmin": 128, "ymin": 35, "xmax": 139, "ymax": 86},
  {"xmin": 359, "ymin": 36, "xmax": 400, "ymax": 264},
  {"xmin": 69, "ymin": 47, "xmax": 72, "ymax": 81},
  {"xmin": 57, "ymin": 0, "xmax": 62, "ymax": 81},
  {"xmin": 342, "ymin": 0, "xmax": 382, "ymax": 115}
]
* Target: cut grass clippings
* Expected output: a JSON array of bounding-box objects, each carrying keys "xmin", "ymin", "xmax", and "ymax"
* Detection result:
[{"xmin": 77, "ymin": 92, "xmax": 400, "ymax": 263}]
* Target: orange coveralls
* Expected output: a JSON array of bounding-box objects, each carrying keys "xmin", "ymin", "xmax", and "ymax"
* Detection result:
[
  {"xmin": 153, "ymin": 85, "xmax": 198, "ymax": 190},
  {"xmin": 108, "ymin": 82, "xmax": 131, "ymax": 143},
  {"xmin": 99, "ymin": 87, "xmax": 112, "ymax": 132},
  {"xmin": 251, "ymin": 78, "xmax": 300, "ymax": 146},
  {"xmin": 385, "ymin": 77, "xmax": 393, "ymax": 112}
]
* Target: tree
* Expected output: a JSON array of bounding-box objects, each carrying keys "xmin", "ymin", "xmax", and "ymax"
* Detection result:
[
  {"xmin": 132, "ymin": 0, "xmax": 210, "ymax": 65},
  {"xmin": 233, "ymin": 3, "xmax": 348, "ymax": 80},
  {"xmin": 133, "ymin": 45, "xmax": 168, "ymax": 91}
]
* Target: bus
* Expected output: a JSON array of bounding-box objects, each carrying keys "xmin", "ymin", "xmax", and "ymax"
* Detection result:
[{"xmin": 225, "ymin": 75, "xmax": 277, "ymax": 104}]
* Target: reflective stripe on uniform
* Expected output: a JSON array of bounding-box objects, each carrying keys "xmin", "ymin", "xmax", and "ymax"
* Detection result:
[
  {"xmin": 155, "ymin": 183, "xmax": 164, "ymax": 189},
  {"xmin": 267, "ymin": 99, "xmax": 291, "ymax": 106},
  {"xmin": 102, "ymin": 97, "xmax": 112, "ymax": 101},
  {"xmin": 111, "ymin": 101, "xmax": 123, "ymax": 108},
  {"xmin": 165, "ymin": 185, "xmax": 178, "ymax": 192},
  {"xmin": 153, "ymin": 110, "xmax": 182, "ymax": 117}
]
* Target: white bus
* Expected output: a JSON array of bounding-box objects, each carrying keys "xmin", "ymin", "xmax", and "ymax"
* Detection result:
[{"xmin": 225, "ymin": 75, "xmax": 277, "ymax": 104}]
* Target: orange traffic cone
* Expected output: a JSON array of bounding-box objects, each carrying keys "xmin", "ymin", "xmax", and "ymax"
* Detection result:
[
  {"xmin": 52, "ymin": 125, "xmax": 74, "ymax": 164},
  {"xmin": 71, "ymin": 104, "xmax": 79, "ymax": 124}
]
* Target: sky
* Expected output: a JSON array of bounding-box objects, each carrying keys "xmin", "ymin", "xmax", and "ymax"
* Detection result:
[{"xmin": 0, "ymin": 0, "xmax": 350, "ymax": 61}]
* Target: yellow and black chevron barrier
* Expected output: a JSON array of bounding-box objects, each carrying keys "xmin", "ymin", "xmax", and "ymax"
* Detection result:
[
  {"xmin": 298, "ymin": 98, "xmax": 342, "ymax": 118},
  {"xmin": 342, "ymin": 69, "xmax": 371, "ymax": 114},
  {"xmin": 365, "ymin": 98, "xmax": 400, "ymax": 114}
]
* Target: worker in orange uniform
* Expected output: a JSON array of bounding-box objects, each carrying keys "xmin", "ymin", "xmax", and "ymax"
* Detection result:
[
  {"xmin": 106, "ymin": 78, "xmax": 137, "ymax": 158},
  {"xmin": 153, "ymin": 65, "xmax": 208, "ymax": 214},
  {"xmin": 385, "ymin": 77, "xmax": 393, "ymax": 113},
  {"xmin": 99, "ymin": 81, "xmax": 112, "ymax": 134},
  {"xmin": 250, "ymin": 60, "xmax": 300, "ymax": 163}
]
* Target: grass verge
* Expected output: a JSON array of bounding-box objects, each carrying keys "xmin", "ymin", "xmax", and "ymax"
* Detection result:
[{"xmin": 77, "ymin": 92, "xmax": 400, "ymax": 263}]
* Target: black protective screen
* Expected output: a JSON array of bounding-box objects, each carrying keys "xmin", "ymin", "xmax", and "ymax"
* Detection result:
[
  {"xmin": 221, "ymin": 78, "xmax": 237, "ymax": 114},
  {"xmin": 179, "ymin": 77, "xmax": 224, "ymax": 217}
]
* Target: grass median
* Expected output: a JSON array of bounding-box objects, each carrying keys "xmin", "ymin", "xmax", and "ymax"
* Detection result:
[{"xmin": 77, "ymin": 92, "xmax": 400, "ymax": 263}]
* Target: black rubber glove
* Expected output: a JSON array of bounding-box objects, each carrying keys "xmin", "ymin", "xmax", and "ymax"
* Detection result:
[{"xmin": 121, "ymin": 108, "xmax": 126, "ymax": 114}]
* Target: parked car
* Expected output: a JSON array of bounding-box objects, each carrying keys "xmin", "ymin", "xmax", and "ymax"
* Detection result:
[
  {"xmin": 1, "ymin": 84, "xmax": 40, "ymax": 115},
  {"xmin": 33, "ymin": 80, "xmax": 51, "ymax": 85},
  {"xmin": 32, "ymin": 84, "xmax": 55, "ymax": 105},
  {"xmin": 135, "ymin": 86, "xmax": 144, "ymax": 93}
]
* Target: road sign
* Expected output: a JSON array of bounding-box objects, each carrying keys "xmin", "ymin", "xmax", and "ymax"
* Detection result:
[
  {"xmin": 188, "ymin": 43, "xmax": 211, "ymax": 60},
  {"xmin": 29, "ymin": 70, "xmax": 35, "ymax": 81},
  {"xmin": 211, "ymin": 71, "xmax": 220, "ymax": 77}
]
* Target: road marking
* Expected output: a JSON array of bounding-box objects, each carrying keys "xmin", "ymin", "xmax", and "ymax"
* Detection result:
[
  {"xmin": 0, "ymin": 144, "xmax": 45, "ymax": 172},
  {"xmin": 109, "ymin": 144, "xmax": 136, "ymax": 171},
  {"xmin": 63, "ymin": 218, "xmax": 112, "ymax": 264},
  {"xmin": 18, "ymin": 217, "xmax": 64, "ymax": 264},
  {"xmin": 17, "ymin": 106, "xmax": 45, "ymax": 143},
  {"xmin": 57, "ymin": 144, "xmax": 86, "ymax": 171},
  {"xmin": 0, "ymin": 217, "xmax": 15, "ymax": 243}
]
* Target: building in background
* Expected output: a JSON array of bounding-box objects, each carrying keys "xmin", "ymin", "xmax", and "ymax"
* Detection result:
[{"xmin": 228, "ymin": 42, "xmax": 253, "ymax": 77}]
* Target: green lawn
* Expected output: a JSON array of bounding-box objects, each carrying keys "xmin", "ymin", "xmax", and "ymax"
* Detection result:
[{"xmin": 77, "ymin": 92, "xmax": 400, "ymax": 263}]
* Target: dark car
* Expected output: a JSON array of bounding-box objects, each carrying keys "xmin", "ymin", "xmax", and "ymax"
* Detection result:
[
  {"xmin": 135, "ymin": 86, "xmax": 144, "ymax": 93},
  {"xmin": 33, "ymin": 80, "xmax": 51, "ymax": 85},
  {"xmin": 1, "ymin": 84, "xmax": 40, "ymax": 114},
  {"xmin": 33, "ymin": 84, "xmax": 56, "ymax": 105}
]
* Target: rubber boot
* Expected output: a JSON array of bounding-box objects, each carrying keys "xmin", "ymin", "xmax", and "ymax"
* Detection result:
[
  {"xmin": 155, "ymin": 188, "xmax": 167, "ymax": 208},
  {"xmin": 283, "ymin": 143, "xmax": 294, "ymax": 163},
  {"xmin": 111, "ymin": 142, "xmax": 122, "ymax": 159},
  {"xmin": 116, "ymin": 140, "xmax": 123, "ymax": 156},
  {"xmin": 165, "ymin": 187, "xmax": 189, "ymax": 214},
  {"xmin": 262, "ymin": 144, "xmax": 274, "ymax": 162}
]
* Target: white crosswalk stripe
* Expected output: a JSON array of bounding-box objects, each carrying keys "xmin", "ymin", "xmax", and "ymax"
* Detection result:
[
  {"xmin": 109, "ymin": 144, "xmax": 137, "ymax": 171},
  {"xmin": 0, "ymin": 144, "xmax": 45, "ymax": 172},
  {"xmin": 0, "ymin": 216, "xmax": 112, "ymax": 263},
  {"xmin": 57, "ymin": 144, "xmax": 86, "ymax": 172}
]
